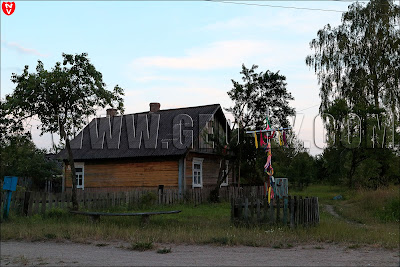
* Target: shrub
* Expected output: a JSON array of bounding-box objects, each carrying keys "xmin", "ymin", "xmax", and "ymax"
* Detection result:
[
  {"xmin": 375, "ymin": 198, "xmax": 400, "ymax": 222},
  {"xmin": 130, "ymin": 242, "xmax": 154, "ymax": 251},
  {"xmin": 139, "ymin": 192, "xmax": 157, "ymax": 207},
  {"xmin": 46, "ymin": 208, "xmax": 66, "ymax": 219}
]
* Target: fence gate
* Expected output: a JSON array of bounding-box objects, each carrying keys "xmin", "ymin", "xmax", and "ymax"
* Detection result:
[{"xmin": 231, "ymin": 196, "xmax": 319, "ymax": 227}]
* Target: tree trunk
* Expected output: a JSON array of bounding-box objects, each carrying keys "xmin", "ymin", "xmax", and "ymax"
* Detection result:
[
  {"xmin": 60, "ymin": 123, "xmax": 79, "ymax": 210},
  {"xmin": 66, "ymin": 137, "xmax": 79, "ymax": 210},
  {"xmin": 210, "ymin": 160, "xmax": 232, "ymax": 203}
]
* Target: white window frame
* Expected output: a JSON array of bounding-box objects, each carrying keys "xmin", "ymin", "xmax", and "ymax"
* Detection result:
[
  {"xmin": 220, "ymin": 160, "xmax": 229, "ymax": 187},
  {"xmin": 192, "ymin": 158, "xmax": 204, "ymax": 188},
  {"xmin": 74, "ymin": 162, "xmax": 85, "ymax": 190}
]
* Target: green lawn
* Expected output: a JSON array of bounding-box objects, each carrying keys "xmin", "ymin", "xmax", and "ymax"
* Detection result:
[{"xmin": 1, "ymin": 185, "xmax": 398, "ymax": 249}]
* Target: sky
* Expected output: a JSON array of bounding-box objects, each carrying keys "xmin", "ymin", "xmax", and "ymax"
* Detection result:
[{"xmin": 1, "ymin": 0, "xmax": 363, "ymax": 155}]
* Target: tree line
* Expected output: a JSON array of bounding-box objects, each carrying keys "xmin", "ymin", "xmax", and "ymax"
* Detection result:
[{"xmin": 1, "ymin": 1, "xmax": 399, "ymax": 211}]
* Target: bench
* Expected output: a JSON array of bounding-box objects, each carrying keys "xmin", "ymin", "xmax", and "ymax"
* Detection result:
[{"xmin": 70, "ymin": 210, "xmax": 181, "ymax": 224}]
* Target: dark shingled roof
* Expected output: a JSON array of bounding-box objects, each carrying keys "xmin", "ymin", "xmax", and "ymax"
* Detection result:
[{"xmin": 58, "ymin": 104, "xmax": 223, "ymax": 160}]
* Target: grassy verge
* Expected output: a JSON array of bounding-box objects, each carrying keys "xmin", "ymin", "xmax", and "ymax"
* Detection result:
[{"xmin": 0, "ymin": 185, "xmax": 398, "ymax": 249}]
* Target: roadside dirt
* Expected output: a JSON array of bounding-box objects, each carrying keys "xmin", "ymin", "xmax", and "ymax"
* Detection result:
[{"xmin": 1, "ymin": 241, "xmax": 398, "ymax": 266}]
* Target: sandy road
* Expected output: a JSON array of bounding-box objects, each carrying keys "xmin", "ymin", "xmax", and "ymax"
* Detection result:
[{"xmin": 1, "ymin": 241, "xmax": 398, "ymax": 266}]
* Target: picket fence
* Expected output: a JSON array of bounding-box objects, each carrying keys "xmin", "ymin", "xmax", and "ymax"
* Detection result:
[
  {"xmin": 0, "ymin": 186, "xmax": 267, "ymax": 217},
  {"xmin": 231, "ymin": 196, "xmax": 320, "ymax": 227}
]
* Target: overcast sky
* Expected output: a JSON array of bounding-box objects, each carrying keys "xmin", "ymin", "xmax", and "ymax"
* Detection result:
[{"xmin": 1, "ymin": 1, "xmax": 362, "ymax": 155}]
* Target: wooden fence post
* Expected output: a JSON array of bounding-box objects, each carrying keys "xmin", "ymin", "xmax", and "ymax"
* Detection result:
[
  {"xmin": 263, "ymin": 198, "xmax": 268, "ymax": 223},
  {"xmin": 283, "ymin": 197, "xmax": 288, "ymax": 226},
  {"xmin": 269, "ymin": 198, "xmax": 275, "ymax": 224},
  {"xmin": 244, "ymin": 198, "xmax": 249, "ymax": 222},
  {"xmin": 41, "ymin": 193, "xmax": 47, "ymax": 215},
  {"xmin": 294, "ymin": 196, "xmax": 300, "ymax": 226},
  {"xmin": 289, "ymin": 196, "xmax": 294, "ymax": 228},
  {"xmin": 276, "ymin": 198, "xmax": 280, "ymax": 224},
  {"xmin": 27, "ymin": 192, "xmax": 34, "ymax": 216},
  {"xmin": 23, "ymin": 191, "xmax": 30, "ymax": 216}
]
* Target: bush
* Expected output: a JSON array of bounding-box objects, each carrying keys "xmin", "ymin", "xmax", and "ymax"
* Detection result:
[
  {"xmin": 46, "ymin": 208, "xmax": 66, "ymax": 219},
  {"xmin": 375, "ymin": 198, "xmax": 400, "ymax": 223},
  {"xmin": 139, "ymin": 192, "xmax": 157, "ymax": 207},
  {"xmin": 130, "ymin": 242, "xmax": 154, "ymax": 251}
]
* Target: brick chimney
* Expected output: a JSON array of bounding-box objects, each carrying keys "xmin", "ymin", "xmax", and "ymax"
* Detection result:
[
  {"xmin": 106, "ymin": 108, "xmax": 118, "ymax": 117},
  {"xmin": 149, "ymin": 102, "xmax": 161, "ymax": 112}
]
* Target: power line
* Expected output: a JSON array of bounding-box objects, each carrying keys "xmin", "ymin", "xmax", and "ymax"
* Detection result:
[
  {"xmin": 297, "ymin": 104, "xmax": 320, "ymax": 112},
  {"xmin": 206, "ymin": 0, "xmax": 347, "ymax": 12}
]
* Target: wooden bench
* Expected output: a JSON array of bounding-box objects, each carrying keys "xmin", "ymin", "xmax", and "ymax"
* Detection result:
[{"xmin": 70, "ymin": 210, "xmax": 181, "ymax": 224}]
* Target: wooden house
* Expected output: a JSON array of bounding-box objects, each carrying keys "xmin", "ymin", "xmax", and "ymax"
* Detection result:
[{"xmin": 58, "ymin": 103, "xmax": 234, "ymax": 193}]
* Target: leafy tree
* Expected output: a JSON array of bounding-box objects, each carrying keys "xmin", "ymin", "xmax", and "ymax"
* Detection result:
[
  {"xmin": 226, "ymin": 64, "xmax": 295, "ymax": 130},
  {"xmin": 0, "ymin": 136, "xmax": 61, "ymax": 190},
  {"xmin": 1, "ymin": 101, "xmax": 60, "ymax": 190},
  {"xmin": 286, "ymin": 152, "xmax": 316, "ymax": 190},
  {"xmin": 0, "ymin": 100, "xmax": 30, "ymax": 147},
  {"xmin": 226, "ymin": 64, "xmax": 297, "ymax": 189},
  {"xmin": 5, "ymin": 53, "xmax": 124, "ymax": 210},
  {"xmin": 306, "ymin": 0, "xmax": 399, "ymax": 146},
  {"xmin": 306, "ymin": 0, "xmax": 400, "ymax": 188}
]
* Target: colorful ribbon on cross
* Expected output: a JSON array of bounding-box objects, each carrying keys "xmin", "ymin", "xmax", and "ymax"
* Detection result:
[{"xmin": 249, "ymin": 117, "xmax": 289, "ymax": 204}]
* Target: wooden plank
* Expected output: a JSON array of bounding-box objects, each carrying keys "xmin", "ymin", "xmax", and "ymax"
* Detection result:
[
  {"xmin": 306, "ymin": 197, "xmax": 310, "ymax": 226},
  {"xmin": 276, "ymin": 198, "xmax": 281, "ymax": 223},
  {"xmin": 41, "ymin": 193, "xmax": 47, "ymax": 215},
  {"xmin": 17, "ymin": 192, "xmax": 23, "ymax": 215},
  {"xmin": 299, "ymin": 196, "xmax": 303, "ymax": 225},
  {"xmin": 244, "ymin": 198, "xmax": 249, "ymax": 222},
  {"xmin": 264, "ymin": 198, "xmax": 268, "ymax": 223},
  {"xmin": 317, "ymin": 197, "xmax": 320, "ymax": 223},
  {"xmin": 90, "ymin": 192, "xmax": 95, "ymax": 209},
  {"xmin": 10, "ymin": 192, "xmax": 16, "ymax": 211},
  {"xmin": 300, "ymin": 197, "xmax": 304, "ymax": 225},
  {"xmin": 249, "ymin": 197, "xmax": 254, "ymax": 223},
  {"xmin": 27, "ymin": 192, "xmax": 34, "ymax": 216},
  {"xmin": 23, "ymin": 191, "xmax": 30, "ymax": 216},
  {"xmin": 55, "ymin": 193, "xmax": 60, "ymax": 208},
  {"xmin": 231, "ymin": 198, "xmax": 235, "ymax": 222},
  {"xmin": 310, "ymin": 198, "xmax": 314, "ymax": 225},
  {"xmin": 269, "ymin": 198, "xmax": 275, "ymax": 224},
  {"xmin": 289, "ymin": 196, "xmax": 294, "ymax": 228},
  {"xmin": 48, "ymin": 193, "xmax": 53, "ymax": 211},
  {"xmin": 283, "ymin": 197, "xmax": 288, "ymax": 225},
  {"xmin": 314, "ymin": 197, "xmax": 318, "ymax": 224},
  {"xmin": 0, "ymin": 192, "xmax": 3, "ymax": 216},
  {"xmin": 60, "ymin": 193, "xmax": 64, "ymax": 209},
  {"xmin": 308, "ymin": 198, "xmax": 311, "ymax": 226},
  {"xmin": 237, "ymin": 198, "xmax": 243, "ymax": 220},
  {"xmin": 33, "ymin": 192, "xmax": 40, "ymax": 215},
  {"xmin": 294, "ymin": 196, "xmax": 299, "ymax": 226}
]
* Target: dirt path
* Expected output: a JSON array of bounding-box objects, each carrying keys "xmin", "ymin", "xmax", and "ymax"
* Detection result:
[
  {"xmin": 1, "ymin": 241, "xmax": 398, "ymax": 266},
  {"xmin": 324, "ymin": 204, "xmax": 365, "ymax": 226}
]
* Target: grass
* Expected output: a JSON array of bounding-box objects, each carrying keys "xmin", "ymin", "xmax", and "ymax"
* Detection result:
[
  {"xmin": 290, "ymin": 184, "xmax": 352, "ymax": 205},
  {"xmin": 0, "ymin": 185, "xmax": 398, "ymax": 249},
  {"xmin": 335, "ymin": 185, "xmax": 399, "ymax": 224},
  {"xmin": 130, "ymin": 241, "xmax": 154, "ymax": 251}
]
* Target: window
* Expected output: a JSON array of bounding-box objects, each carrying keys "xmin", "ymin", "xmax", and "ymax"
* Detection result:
[
  {"xmin": 192, "ymin": 158, "xmax": 204, "ymax": 188},
  {"xmin": 220, "ymin": 160, "xmax": 229, "ymax": 187},
  {"xmin": 74, "ymin": 163, "xmax": 84, "ymax": 189}
]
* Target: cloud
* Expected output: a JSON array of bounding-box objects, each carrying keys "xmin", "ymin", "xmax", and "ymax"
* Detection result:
[
  {"xmin": 1, "ymin": 40, "xmax": 48, "ymax": 57},
  {"xmin": 130, "ymin": 40, "xmax": 270, "ymax": 70}
]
